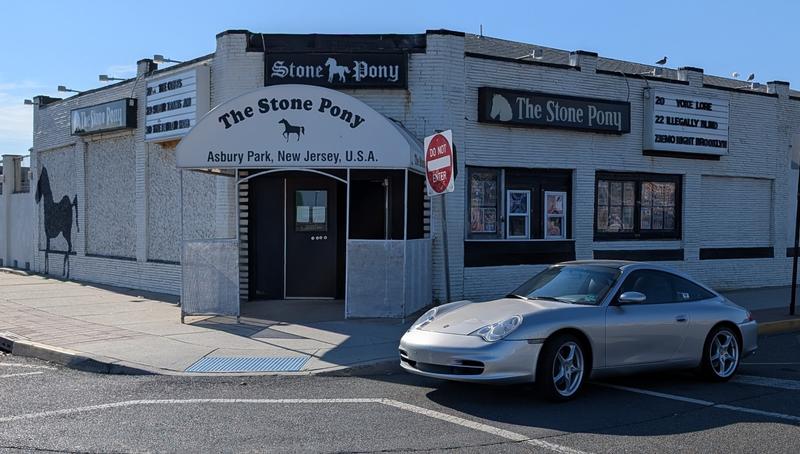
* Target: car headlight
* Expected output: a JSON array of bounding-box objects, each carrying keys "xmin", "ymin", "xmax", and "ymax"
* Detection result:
[
  {"xmin": 411, "ymin": 308, "xmax": 438, "ymax": 331},
  {"xmin": 470, "ymin": 315, "xmax": 523, "ymax": 342}
]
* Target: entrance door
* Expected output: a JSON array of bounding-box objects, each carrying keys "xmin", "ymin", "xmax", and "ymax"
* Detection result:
[{"xmin": 285, "ymin": 177, "xmax": 340, "ymax": 298}]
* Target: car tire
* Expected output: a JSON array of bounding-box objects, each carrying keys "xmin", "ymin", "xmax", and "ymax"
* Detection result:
[
  {"xmin": 699, "ymin": 325, "xmax": 741, "ymax": 382},
  {"xmin": 536, "ymin": 334, "xmax": 587, "ymax": 402}
]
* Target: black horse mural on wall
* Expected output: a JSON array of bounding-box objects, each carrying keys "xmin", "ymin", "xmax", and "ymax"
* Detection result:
[{"xmin": 35, "ymin": 166, "xmax": 79, "ymax": 277}]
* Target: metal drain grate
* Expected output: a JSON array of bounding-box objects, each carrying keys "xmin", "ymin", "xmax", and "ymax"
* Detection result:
[{"xmin": 186, "ymin": 356, "xmax": 311, "ymax": 373}]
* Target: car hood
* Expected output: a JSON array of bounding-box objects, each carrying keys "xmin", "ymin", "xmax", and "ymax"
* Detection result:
[{"xmin": 420, "ymin": 298, "xmax": 568, "ymax": 335}]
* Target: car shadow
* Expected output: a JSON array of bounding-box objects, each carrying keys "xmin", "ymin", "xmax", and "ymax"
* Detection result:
[{"xmin": 357, "ymin": 367, "xmax": 798, "ymax": 436}]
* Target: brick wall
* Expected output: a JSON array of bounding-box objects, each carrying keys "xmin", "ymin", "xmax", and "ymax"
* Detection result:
[
  {"xmin": 31, "ymin": 59, "xmax": 214, "ymax": 294},
  {"xmin": 459, "ymin": 53, "xmax": 800, "ymax": 301}
]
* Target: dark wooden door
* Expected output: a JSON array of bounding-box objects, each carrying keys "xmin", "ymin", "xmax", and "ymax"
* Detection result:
[{"xmin": 285, "ymin": 176, "xmax": 339, "ymax": 298}]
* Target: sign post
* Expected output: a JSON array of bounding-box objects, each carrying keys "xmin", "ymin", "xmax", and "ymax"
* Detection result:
[{"xmin": 425, "ymin": 130, "xmax": 455, "ymax": 304}]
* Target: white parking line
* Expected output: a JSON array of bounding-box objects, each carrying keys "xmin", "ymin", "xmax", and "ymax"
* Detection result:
[
  {"xmin": 383, "ymin": 399, "xmax": 587, "ymax": 454},
  {"xmin": 597, "ymin": 383, "xmax": 800, "ymax": 424},
  {"xmin": 733, "ymin": 375, "xmax": 800, "ymax": 391},
  {"xmin": 0, "ymin": 398, "xmax": 587, "ymax": 454},
  {"xmin": 0, "ymin": 371, "xmax": 45, "ymax": 379},
  {"xmin": 0, "ymin": 363, "xmax": 57, "ymax": 370}
]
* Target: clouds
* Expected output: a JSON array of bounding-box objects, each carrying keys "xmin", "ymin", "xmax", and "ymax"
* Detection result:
[
  {"xmin": 0, "ymin": 79, "xmax": 43, "ymax": 154},
  {"xmin": 104, "ymin": 64, "xmax": 136, "ymax": 79}
]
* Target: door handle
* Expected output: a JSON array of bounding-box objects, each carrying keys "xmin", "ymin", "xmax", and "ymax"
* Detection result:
[{"xmin": 675, "ymin": 315, "xmax": 688, "ymax": 323}]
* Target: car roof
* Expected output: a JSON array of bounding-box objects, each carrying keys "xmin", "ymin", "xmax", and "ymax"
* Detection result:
[{"xmin": 559, "ymin": 259, "xmax": 637, "ymax": 269}]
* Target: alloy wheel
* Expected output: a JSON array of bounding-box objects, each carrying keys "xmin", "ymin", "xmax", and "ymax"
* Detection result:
[
  {"xmin": 709, "ymin": 330, "xmax": 739, "ymax": 378},
  {"xmin": 552, "ymin": 341, "xmax": 584, "ymax": 397}
]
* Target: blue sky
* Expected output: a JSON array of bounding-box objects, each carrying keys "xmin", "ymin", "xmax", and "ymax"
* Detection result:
[{"xmin": 2, "ymin": 0, "xmax": 797, "ymax": 157}]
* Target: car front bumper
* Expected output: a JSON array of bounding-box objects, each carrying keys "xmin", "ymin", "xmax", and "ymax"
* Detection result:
[{"xmin": 398, "ymin": 329, "xmax": 542, "ymax": 384}]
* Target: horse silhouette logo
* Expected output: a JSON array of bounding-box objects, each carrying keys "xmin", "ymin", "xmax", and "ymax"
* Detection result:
[
  {"xmin": 279, "ymin": 119, "xmax": 305, "ymax": 142},
  {"xmin": 325, "ymin": 57, "xmax": 350, "ymax": 83},
  {"xmin": 490, "ymin": 94, "xmax": 513, "ymax": 121},
  {"xmin": 35, "ymin": 166, "xmax": 79, "ymax": 277}
]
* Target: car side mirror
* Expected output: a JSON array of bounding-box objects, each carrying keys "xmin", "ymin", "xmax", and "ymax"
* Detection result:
[{"xmin": 618, "ymin": 291, "xmax": 646, "ymax": 305}]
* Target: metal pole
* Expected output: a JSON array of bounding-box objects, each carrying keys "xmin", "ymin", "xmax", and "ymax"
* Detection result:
[
  {"xmin": 441, "ymin": 194, "xmax": 451, "ymax": 304},
  {"xmin": 344, "ymin": 168, "xmax": 350, "ymax": 318},
  {"xmin": 179, "ymin": 169, "xmax": 185, "ymax": 323},
  {"xmin": 791, "ymin": 166, "xmax": 800, "ymax": 316}
]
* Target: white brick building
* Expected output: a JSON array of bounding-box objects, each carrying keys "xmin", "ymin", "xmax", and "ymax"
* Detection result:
[{"xmin": 26, "ymin": 29, "xmax": 800, "ymax": 317}]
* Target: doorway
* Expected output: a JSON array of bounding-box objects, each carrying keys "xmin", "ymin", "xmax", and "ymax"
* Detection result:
[{"xmin": 248, "ymin": 172, "xmax": 346, "ymax": 300}]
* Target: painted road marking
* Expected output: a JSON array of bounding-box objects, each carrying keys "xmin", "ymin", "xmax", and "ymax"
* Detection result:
[
  {"xmin": 598, "ymin": 383, "xmax": 800, "ymax": 424},
  {"xmin": 733, "ymin": 375, "xmax": 800, "ymax": 391},
  {"xmin": 0, "ymin": 372, "xmax": 45, "ymax": 379},
  {"xmin": 0, "ymin": 398, "xmax": 588, "ymax": 454},
  {"xmin": 0, "ymin": 363, "xmax": 56, "ymax": 370},
  {"xmin": 383, "ymin": 399, "xmax": 587, "ymax": 454},
  {"xmin": 741, "ymin": 362, "xmax": 800, "ymax": 366}
]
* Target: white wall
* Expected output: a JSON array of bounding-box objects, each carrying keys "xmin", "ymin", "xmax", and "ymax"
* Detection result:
[
  {"xmin": 460, "ymin": 52, "xmax": 800, "ymax": 300},
  {"xmin": 0, "ymin": 189, "xmax": 33, "ymax": 269}
]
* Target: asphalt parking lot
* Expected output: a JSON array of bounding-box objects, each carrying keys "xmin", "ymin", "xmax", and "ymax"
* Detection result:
[{"xmin": 1, "ymin": 332, "xmax": 800, "ymax": 453}]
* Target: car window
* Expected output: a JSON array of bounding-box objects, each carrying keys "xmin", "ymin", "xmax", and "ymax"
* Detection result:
[
  {"xmin": 616, "ymin": 270, "xmax": 716, "ymax": 304},
  {"xmin": 669, "ymin": 274, "xmax": 716, "ymax": 302},
  {"xmin": 511, "ymin": 265, "xmax": 620, "ymax": 305}
]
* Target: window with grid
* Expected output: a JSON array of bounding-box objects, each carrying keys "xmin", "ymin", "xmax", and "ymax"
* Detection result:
[
  {"xmin": 468, "ymin": 168, "xmax": 500, "ymax": 238},
  {"xmin": 595, "ymin": 173, "xmax": 681, "ymax": 240}
]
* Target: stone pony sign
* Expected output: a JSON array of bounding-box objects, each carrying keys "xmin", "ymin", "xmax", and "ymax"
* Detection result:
[{"xmin": 176, "ymin": 84, "xmax": 423, "ymax": 171}]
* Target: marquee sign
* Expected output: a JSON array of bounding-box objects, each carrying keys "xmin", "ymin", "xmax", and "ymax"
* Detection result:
[
  {"xmin": 175, "ymin": 84, "xmax": 423, "ymax": 170},
  {"xmin": 643, "ymin": 88, "xmax": 729, "ymax": 156},
  {"xmin": 265, "ymin": 53, "xmax": 407, "ymax": 89},
  {"xmin": 145, "ymin": 66, "xmax": 210, "ymax": 142},
  {"xmin": 478, "ymin": 87, "xmax": 630, "ymax": 134},
  {"xmin": 70, "ymin": 99, "xmax": 136, "ymax": 136}
]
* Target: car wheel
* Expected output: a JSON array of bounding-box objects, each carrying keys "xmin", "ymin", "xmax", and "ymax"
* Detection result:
[
  {"xmin": 536, "ymin": 334, "xmax": 586, "ymax": 401},
  {"xmin": 700, "ymin": 326, "xmax": 740, "ymax": 381}
]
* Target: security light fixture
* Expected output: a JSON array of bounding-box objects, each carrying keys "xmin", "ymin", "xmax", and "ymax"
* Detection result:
[
  {"xmin": 23, "ymin": 99, "xmax": 36, "ymax": 105},
  {"xmin": 57, "ymin": 85, "xmax": 81, "ymax": 94},
  {"xmin": 516, "ymin": 48, "xmax": 543, "ymax": 60},
  {"xmin": 99, "ymin": 74, "xmax": 126, "ymax": 82},
  {"xmin": 153, "ymin": 54, "xmax": 182, "ymax": 65}
]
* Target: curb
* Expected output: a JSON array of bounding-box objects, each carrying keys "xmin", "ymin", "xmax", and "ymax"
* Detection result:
[
  {"xmin": 0, "ymin": 333, "xmax": 153, "ymax": 375},
  {"xmin": 0, "ymin": 267, "xmax": 30, "ymax": 277},
  {"xmin": 0, "ymin": 331, "xmax": 402, "ymax": 377},
  {"xmin": 757, "ymin": 319, "xmax": 800, "ymax": 335},
  {"xmin": 313, "ymin": 358, "xmax": 401, "ymax": 377}
]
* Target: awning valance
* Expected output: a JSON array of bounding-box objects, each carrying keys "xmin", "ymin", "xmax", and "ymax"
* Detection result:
[{"xmin": 176, "ymin": 84, "xmax": 423, "ymax": 171}]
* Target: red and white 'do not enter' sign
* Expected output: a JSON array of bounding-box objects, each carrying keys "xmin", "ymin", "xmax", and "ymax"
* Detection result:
[{"xmin": 424, "ymin": 130, "xmax": 455, "ymax": 196}]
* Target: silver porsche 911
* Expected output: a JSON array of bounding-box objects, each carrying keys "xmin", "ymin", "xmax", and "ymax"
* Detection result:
[{"xmin": 399, "ymin": 260, "xmax": 758, "ymax": 401}]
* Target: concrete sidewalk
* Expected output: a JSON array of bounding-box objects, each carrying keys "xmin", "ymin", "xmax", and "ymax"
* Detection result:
[{"xmin": 0, "ymin": 270, "xmax": 410, "ymax": 375}]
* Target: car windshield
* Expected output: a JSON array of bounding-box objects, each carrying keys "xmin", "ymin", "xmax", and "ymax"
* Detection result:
[{"xmin": 510, "ymin": 265, "xmax": 621, "ymax": 305}]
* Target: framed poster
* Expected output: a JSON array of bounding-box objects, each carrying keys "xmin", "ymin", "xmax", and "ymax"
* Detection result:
[
  {"xmin": 506, "ymin": 190, "xmax": 530, "ymax": 239},
  {"xmin": 469, "ymin": 169, "xmax": 499, "ymax": 234},
  {"xmin": 544, "ymin": 191, "xmax": 567, "ymax": 240}
]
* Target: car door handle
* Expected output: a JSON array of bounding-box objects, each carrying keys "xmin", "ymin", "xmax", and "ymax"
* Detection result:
[{"xmin": 675, "ymin": 315, "xmax": 688, "ymax": 323}]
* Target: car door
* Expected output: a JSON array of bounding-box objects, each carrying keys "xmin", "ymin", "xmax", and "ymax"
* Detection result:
[{"xmin": 604, "ymin": 269, "xmax": 691, "ymax": 367}]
